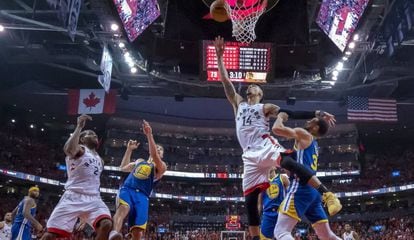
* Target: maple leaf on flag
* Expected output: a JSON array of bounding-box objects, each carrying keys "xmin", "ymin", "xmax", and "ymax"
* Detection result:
[{"xmin": 83, "ymin": 92, "xmax": 101, "ymax": 110}]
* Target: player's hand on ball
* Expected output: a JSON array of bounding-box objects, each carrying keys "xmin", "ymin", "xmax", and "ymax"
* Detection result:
[
  {"xmin": 277, "ymin": 112, "xmax": 289, "ymax": 122},
  {"xmin": 214, "ymin": 36, "xmax": 225, "ymax": 58},
  {"xmin": 77, "ymin": 114, "xmax": 92, "ymax": 129},
  {"xmin": 127, "ymin": 140, "xmax": 140, "ymax": 151},
  {"xmin": 35, "ymin": 223, "xmax": 43, "ymax": 233},
  {"xmin": 322, "ymin": 112, "xmax": 336, "ymax": 127},
  {"xmin": 142, "ymin": 120, "xmax": 152, "ymax": 136}
]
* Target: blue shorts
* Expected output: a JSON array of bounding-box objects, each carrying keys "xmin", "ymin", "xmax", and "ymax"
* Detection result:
[
  {"xmin": 279, "ymin": 181, "xmax": 327, "ymax": 224},
  {"xmin": 11, "ymin": 222, "xmax": 31, "ymax": 240},
  {"xmin": 260, "ymin": 211, "xmax": 278, "ymax": 239},
  {"xmin": 118, "ymin": 186, "xmax": 149, "ymax": 231}
]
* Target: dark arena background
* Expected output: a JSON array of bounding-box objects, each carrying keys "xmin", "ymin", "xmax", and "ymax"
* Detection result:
[{"xmin": 0, "ymin": 0, "xmax": 414, "ymax": 239}]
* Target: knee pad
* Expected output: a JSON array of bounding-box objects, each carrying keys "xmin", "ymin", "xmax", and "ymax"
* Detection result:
[{"xmin": 244, "ymin": 188, "xmax": 261, "ymax": 226}]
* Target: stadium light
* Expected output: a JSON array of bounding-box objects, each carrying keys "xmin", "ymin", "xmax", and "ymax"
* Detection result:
[
  {"xmin": 130, "ymin": 67, "xmax": 137, "ymax": 73},
  {"xmin": 342, "ymin": 56, "xmax": 348, "ymax": 61},
  {"xmin": 124, "ymin": 55, "xmax": 133, "ymax": 64},
  {"xmin": 349, "ymin": 42, "xmax": 356, "ymax": 49},
  {"xmin": 118, "ymin": 42, "xmax": 125, "ymax": 48},
  {"xmin": 128, "ymin": 62, "xmax": 134, "ymax": 68},
  {"xmin": 332, "ymin": 70, "xmax": 339, "ymax": 77},
  {"xmin": 110, "ymin": 23, "xmax": 119, "ymax": 31},
  {"xmin": 0, "ymin": 25, "xmax": 4, "ymax": 32},
  {"xmin": 124, "ymin": 52, "xmax": 130, "ymax": 57},
  {"xmin": 345, "ymin": 51, "xmax": 352, "ymax": 56},
  {"xmin": 41, "ymin": 128, "xmax": 45, "ymax": 132},
  {"xmin": 335, "ymin": 62, "xmax": 344, "ymax": 71},
  {"xmin": 30, "ymin": 124, "xmax": 35, "ymax": 129},
  {"xmin": 332, "ymin": 76, "xmax": 338, "ymax": 81},
  {"xmin": 11, "ymin": 119, "xmax": 15, "ymax": 123},
  {"xmin": 353, "ymin": 34, "xmax": 359, "ymax": 41}
]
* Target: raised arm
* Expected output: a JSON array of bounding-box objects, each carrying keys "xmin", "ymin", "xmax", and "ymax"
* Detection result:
[
  {"xmin": 63, "ymin": 115, "xmax": 91, "ymax": 158},
  {"xmin": 119, "ymin": 140, "xmax": 140, "ymax": 172},
  {"xmin": 142, "ymin": 120, "xmax": 167, "ymax": 179},
  {"xmin": 264, "ymin": 105, "xmax": 336, "ymax": 126},
  {"xmin": 23, "ymin": 198, "xmax": 42, "ymax": 233},
  {"xmin": 272, "ymin": 112, "xmax": 313, "ymax": 148},
  {"xmin": 214, "ymin": 36, "xmax": 243, "ymax": 114}
]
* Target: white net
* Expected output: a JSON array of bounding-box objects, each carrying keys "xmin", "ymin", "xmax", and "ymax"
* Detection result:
[{"xmin": 224, "ymin": 0, "xmax": 268, "ymax": 44}]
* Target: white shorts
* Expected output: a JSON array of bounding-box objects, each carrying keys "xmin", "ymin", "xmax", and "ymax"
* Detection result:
[
  {"xmin": 46, "ymin": 190, "xmax": 111, "ymax": 237},
  {"xmin": 242, "ymin": 135, "xmax": 287, "ymax": 194}
]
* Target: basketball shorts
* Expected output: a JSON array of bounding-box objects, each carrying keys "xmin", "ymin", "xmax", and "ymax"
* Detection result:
[
  {"xmin": 11, "ymin": 222, "xmax": 31, "ymax": 240},
  {"xmin": 242, "ymin": 134, "xmax": 288, "ymax": 194},
  {"xmin": 260, "ymin": 211, "xmax": 278, "ymax": 239},
  {"xmin": 118, "ymin": 186, "xmax": 149, "ymax": 231},
  {"xmin": 46, "ymin": 190, "xmax": 111, "ymax": 238},
  {"xmin": 279, "ymin": 180, "xmax": 327, "ymax": 224}
]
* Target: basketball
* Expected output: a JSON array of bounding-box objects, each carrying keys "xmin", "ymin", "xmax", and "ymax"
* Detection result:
[{"xmin": 210, "ymin": 0, "xmax": 230, "ymax": 22}]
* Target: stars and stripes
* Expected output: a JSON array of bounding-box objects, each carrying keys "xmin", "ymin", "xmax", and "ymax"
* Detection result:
[{"xmin": 347, "ymin": 96, "xmax": 398, "ymax": 122}]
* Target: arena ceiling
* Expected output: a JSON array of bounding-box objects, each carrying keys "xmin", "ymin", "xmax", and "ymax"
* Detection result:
[{"xmin": 0, "ymin": 0, "xmax": 413, "ymax": 102}]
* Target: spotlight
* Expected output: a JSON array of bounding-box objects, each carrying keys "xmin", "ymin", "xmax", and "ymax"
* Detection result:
[
  {"xmin": 349, "ymin": 42, "xmax": 356, "ymax": 49},
  {"xmin": 332, "ymin": 70, "xmax": 339, "ymax": 77},
  {"xmin": 11, "ymin": 119, "xmax": 15, "ymax": 123},
  {"xmin": 125, "ymin": 55, "xmax": 133, "ymax": 64},
  {"xmin": 118, "ymin": 42, "xmax": 125, "ymax": 48},
  {"xmin": 336, "ymin": 62, "xmax": 344, "ymax": 71},
  {"xmin": 130, "ymin": 67, "xmax": 137, "ymax": 73},
  {"xmin": 342, "ymin": 56, "xmax": 348, "ymax": 61},
  {"xmin": 124, "ymin": 52, "xmax": 130, "ymax": 57},
  {"xmin": 345, "ymin": 51, "xmax": 351, "ymax": 56},
  {"xmin": 30, "ymin": 124, "xmax": 35, "ymax": 129},
  {"xmin": 110, "ymin": 23, "xmax": 119, "ymax": 31},
  {"xmin": 353, "ymin": 34, "xmax": 359, "ymax": 41},
  {"xmin": 41, "ymin": 128, "xmax": 45, "ymax": 132},
  {"xmin": 0, "ymin": 25, "xmax": 4, "ymax": 32}
]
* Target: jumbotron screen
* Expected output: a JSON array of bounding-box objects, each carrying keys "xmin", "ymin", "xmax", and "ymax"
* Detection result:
[
  {"xmin": 316, "ymin": 0, "xmax": 370, "ymax": 51},
  {"xmin": 202, "ymin": 40, "xmax": 272, "ymax": 83}
]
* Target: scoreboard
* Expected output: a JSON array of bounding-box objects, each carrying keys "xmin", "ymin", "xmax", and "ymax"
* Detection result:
[{"xmin": 202, "ymin": 40, "xmax": 272, "ymax": 83}]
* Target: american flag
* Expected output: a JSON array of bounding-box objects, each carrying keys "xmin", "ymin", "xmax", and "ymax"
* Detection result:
[{"xmin": 347, "ymin": 96, "xmax": 398, "ymax": 122}]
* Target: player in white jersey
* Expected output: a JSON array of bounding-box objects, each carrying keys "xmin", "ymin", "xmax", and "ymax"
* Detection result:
[
  {"xmin": 42, "ymin": 115, "xmax": 117, "ymax": 240},
  {"xmin": 342, "ymin": 224, "xmax": 359, "ymax": 240},
  {"xmin": 214, "ymin": 36, "xmax": 341, "ymax": 240},
  {"xmin": 0, "ymin": 212, "xmax": 12, "ymax": 240}
]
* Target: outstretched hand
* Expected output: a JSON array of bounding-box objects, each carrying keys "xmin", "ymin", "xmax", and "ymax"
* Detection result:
[
  {"xmin": 77, "ymin": 114, "xmax": 92, "ymax": 129},
  {"xmin": 277, "ymin": 112, "xmax": 289, "ymax": 122},
  {"xmin": 214, "ymin": 36, "xmax": 225, "ymax": 58},
  {"xmin": 142, "ymin": 120, "xmax": 152, "ymax": 136},
  {"xmin": 127, "ymin": 140, "xmax": 140, "ymax": 151},
  {"xmin": 322, "ymin": 112, "xmax": 336, "ymax": 127}
]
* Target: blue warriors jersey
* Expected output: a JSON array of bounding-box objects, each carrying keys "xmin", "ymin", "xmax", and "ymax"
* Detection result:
[
  {"xmin": 279, "ymin": 138, "xmax": 327, "ymax": 224},
  {"xmin": 262, "ymin": 174, "xmax": 285, "ymax": 215},
  {"xmin": 295, "ymin": 138, "xmax": 319, "ymax": 175},
  {"xmin": 11, "ymin": 198, "xmax": 36, "ymax": 240},
  {"xmin": 13, "ymin": 198, "xmax": 36, "ymax": 227},
  {"xmin": 123, "ymin": 160, "xmax": 155, "ymax": 197}
]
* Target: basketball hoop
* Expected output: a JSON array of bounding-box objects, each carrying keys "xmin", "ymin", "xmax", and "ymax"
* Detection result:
[{"xmin": 224, "ymin": 0, "xmax": 268, "ymax": 44}]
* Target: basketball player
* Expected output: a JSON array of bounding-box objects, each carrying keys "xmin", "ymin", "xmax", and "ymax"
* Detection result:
[
  {"xmin": 273, "ymin": 112, "xmax": 341, "ymax": 240},
  {"xmin": 214, "ymin": 36, "xmax": 341, "ymax": 239},
  {"xmin": 0, "ymin": 212, "xmax": 12, "ymax": 240},
  {"xmin": 10, "ymin": 186, "xmax": 43, "ymax": 240},
  {"xmin": 342, "ymin": 224, "xmax": 359, "ymax": 240},
  {"xmin": 259, "ymin": 168, "xmax": 289, "ymax": 239},
  {"xmin": 41, "ymin": 114, "xmax": 114, "ymax": 240},
  {"xmin": 109, "ymin": 120, "xmax": 167, "ymax": 240}
]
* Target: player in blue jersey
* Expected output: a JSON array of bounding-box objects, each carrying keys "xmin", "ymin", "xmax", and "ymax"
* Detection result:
[
  {"xmin": 272, "ymin": 112, "xmax": 341, "ymax": 240},
  {"xmin": 109, "ymin": 120, "xmax": 167, "ymax": 240},
  {"xmin": 259, "ymin": 168, "xmax": 290, "ymax": 240},
  {"xmin": 10, "ymin": 186, "xmax": 43, "ymax": 240}
]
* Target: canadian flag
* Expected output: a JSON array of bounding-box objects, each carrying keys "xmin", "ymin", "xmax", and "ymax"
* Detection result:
[{"xmin": 68, "ymin": 89, "xmax": 116, "ymax": 115}]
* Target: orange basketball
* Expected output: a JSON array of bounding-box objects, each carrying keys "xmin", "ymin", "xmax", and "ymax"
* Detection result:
[{"xmin": 210, "ymin": 0, "xmax": 230, "ymax": 22}]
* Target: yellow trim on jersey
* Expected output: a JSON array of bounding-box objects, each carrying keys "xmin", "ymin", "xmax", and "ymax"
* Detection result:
[
  {"xmin": 130, "ymin": 222, "xmax": 147, "ymax": 231},
  {"xmin": 260, "ymin": 231, "xmax": 272, "ymax": 240},
  {"xmin": 279, "ymin": 197, "xmax": 301, "ymax": 221},
  {"xmin": 311, "ymin": 219, "xmax": 328, "ymax": 227},
  {"xmin": 118, "ymin": 198, "xmax": 130, "ymax": 207}
]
